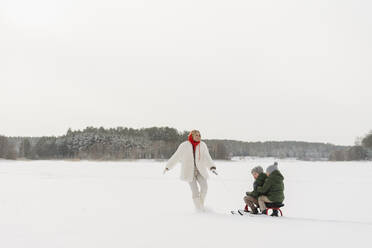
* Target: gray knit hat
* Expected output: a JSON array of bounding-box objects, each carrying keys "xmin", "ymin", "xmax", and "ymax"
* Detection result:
[
  {"xmin": 251, "ymin": 166, "xmax": 263, "ymax": 174},
  {"xmin": 266, "ymin": 162, "xmax": 278, "ymax": 174}
]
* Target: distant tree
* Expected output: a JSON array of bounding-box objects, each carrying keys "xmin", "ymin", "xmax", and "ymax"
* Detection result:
[
  {"xmin": 34, "ymin": 137, "xmax": 58, "ymax": 159},
  {"xmin": 57, "ymin": 139, "xmax": 72, "ymax": 158},
  {"xmin": 345, "ymin": 146, "xmax": 368, "ymax": 161},
  {"xmin": 19, "ymin": 139, "xmax": 32, "ymax": 158},
  {"xmin": 215, "ymin": 143, "xmax": 228, "ymax": 160},
  {"xmin": 0, "ymin": 135, "xmax": 9, "ymax": 158},
  {"xmin": 179, "ymin": 131, "xmax": 189, "ymax": 141},
  {"xmin": 6, "ymin": 142, "xmax": 17, "ymax": 160},
  {"xmin": 328, "ymin": 146, "xmax": 367, "ymax": 161},
  {"xmin": 145, "ymin": 127, "xmax": 180, "ymax": 141},
  {"xmin": 355, "ymin": 136, "xmax": 363, "ymax": 146},
  {"xmin": 329, "ymin": 150, "xmax": 345, "ymax": 161},
  {"xmin": 66, "ymin": 128, "xmax": 73, "ymax": 136},
  {"xmin": 0, "ymin": 137, "xmax": 17, "ymax": 160},
  {"xmin": 361, "ymin": 131, "xmax": 372, "ymax": 148}
]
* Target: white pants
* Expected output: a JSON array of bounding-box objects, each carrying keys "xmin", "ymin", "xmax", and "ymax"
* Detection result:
[{"xmin": 188, "ymin": 169, "xmax": 208, "ymax": 200}]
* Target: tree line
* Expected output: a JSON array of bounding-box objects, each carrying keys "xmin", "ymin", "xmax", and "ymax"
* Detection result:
[
  {"xmin": 328, "ymin": 130, "xmax": 372, "ymax": 161},
  {"xmin": 1, "ymin": 127, "xmax": 371, "ymax": 161}
]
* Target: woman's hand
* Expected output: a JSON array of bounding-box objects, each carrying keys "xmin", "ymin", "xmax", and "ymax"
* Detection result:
[{"xmin": 210, "ymin": 167, "xmax": 218, "ymax": 175}]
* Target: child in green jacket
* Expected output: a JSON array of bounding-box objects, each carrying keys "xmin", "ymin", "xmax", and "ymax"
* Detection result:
[
  {"xmin": 244, "ymin": 166, "xmax": 267, "ymax": 214},
  {"xmin": 257, "ymin": 162, "xmax": 285, "ymax": 215}
]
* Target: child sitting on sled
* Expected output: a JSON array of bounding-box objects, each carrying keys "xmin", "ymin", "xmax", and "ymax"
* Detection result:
[
  {"xmin": 244, "ymin": 165, "xmax": 267, "ymax": 214},
  {"xmin": 257, "ymin": 162, "xmax": 285, "ymax": 216}
]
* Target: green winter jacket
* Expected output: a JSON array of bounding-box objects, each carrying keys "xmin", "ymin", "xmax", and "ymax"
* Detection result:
[
  {"xmin": 247, "ymin": 173, "xmax": 267, "ymax": 198},
  {"xmin": 257, "ymin": 170, "xmax": 285, "ymax": 203}
]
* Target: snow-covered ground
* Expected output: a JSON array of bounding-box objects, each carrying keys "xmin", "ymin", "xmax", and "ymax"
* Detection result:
[{"xmin": 0, "ymin": 158, "xmax": 371, "ymax": 248}]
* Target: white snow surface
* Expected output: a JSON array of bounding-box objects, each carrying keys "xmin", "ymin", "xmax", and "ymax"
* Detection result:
[{"xmin": 0, "ymin": 158, "xmax": 371, "ymax": 248}]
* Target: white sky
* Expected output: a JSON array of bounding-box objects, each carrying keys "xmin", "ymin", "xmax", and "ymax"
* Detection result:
[{"xmin": 0, "ymin": 0, "xmax": 371, "ymax": 145}]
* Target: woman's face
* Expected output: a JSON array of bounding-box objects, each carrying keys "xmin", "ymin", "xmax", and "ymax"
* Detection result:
[{"xmin": 192, "ymin": 132, "xmax": 201, "ymax": 142}]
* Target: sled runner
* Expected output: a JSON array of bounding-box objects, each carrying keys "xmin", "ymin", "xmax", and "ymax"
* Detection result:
[
  {"xmin": 231, "ymin": 203, "xmax": 284, "ymax": 217},
  {"xmin": 231, "ymin": 209, "xmax": 247, "ymax": 215},
  {"xmin": 230, "ymin": 209, "xmax": 263, "ymax": 217}
]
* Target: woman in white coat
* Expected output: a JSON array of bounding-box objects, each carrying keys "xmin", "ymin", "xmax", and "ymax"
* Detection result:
[{"xmin": 163, "ymin": 130, "xmax": 217, "ymax": 211}]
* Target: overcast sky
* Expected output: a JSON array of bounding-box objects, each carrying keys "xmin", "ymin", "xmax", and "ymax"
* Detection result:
[{"xmin": 0, "ymin": 0, "xmax": 371, "ymax": 145}]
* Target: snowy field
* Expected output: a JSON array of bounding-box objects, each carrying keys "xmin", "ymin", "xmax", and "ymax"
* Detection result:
[{"xmin": 0, "ymin": 158, "xmax": 371, "ymax": 248}]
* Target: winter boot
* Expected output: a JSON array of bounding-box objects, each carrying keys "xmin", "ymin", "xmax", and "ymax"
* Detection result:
[
  {"xmin": 271, "ymin": 209, "xmax": 279, "ymax": 217},
  {"xmin": 193, "ymin": 197, "xmax": 205, "ymax": 211},
  {"xmin": 261, "ymin": 209, "xmax": 268, "ymax": 215},
  {"xmin": 250, "ymin": 208, "xmax": 259, "ymax": 215},
  {"xmin": 200, "ymin": 195, "xmax": 205, "ymax": 208}
]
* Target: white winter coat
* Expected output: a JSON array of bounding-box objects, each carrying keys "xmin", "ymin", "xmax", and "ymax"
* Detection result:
[{"xmin": 165, "ymin": 141, "xmax": 216, "ymax": 182}]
